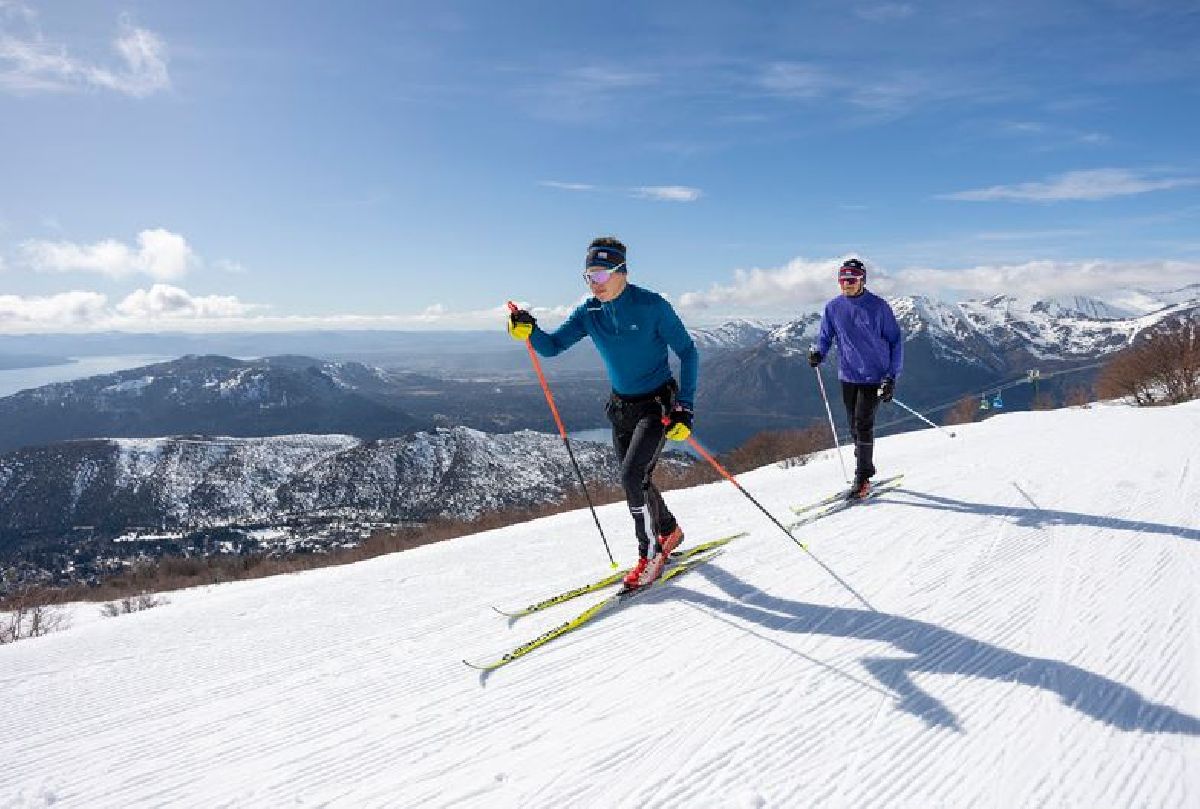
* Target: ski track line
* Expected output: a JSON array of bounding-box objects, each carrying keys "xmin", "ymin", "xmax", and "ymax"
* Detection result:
[
  {"xmin": 670, "ymin": 500, "xmax": 938, "ymax": 806},
  {"xmin": 833, "ymin": 480, "xmax": 1075, "ymax": 807},
  {"xmin": 996, "ymin": 476, "xmax": 1083, "ymax": 807}
]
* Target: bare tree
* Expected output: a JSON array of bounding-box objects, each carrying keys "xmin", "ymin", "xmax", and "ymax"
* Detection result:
[
  {"xmin": 944, "ymin": 396, "xmax": 978, "ymax": 426},
  {"xmin": 1031, "ymin": 391, "xmax": 1057, "ymax": 411},
  {"xmin": 0, "ymin": 589, "xmax": 68, "ymax": 644},
  {"xmin": 1063, "ymin": 386, "xmax": 1092, "ymax": 407},
  {"xmin": 101, "ymin": 593, "xmax": 169, "ymax": 617},
  {"xmin": 1097, "ymin": 319, "xmax": 1200, "ymax": 406}
]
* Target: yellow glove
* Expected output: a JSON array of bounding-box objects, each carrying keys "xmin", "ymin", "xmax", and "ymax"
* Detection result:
[
  {"xmin": 507, "ymin": 309, "xmax": 535, "ymax": 341},
  {"xmin": 664, "ymin": 403, "xmax": 693, "ymax": 441}
]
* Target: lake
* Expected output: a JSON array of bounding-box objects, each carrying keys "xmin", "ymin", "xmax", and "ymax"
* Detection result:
[{"xmin": 0, "ymin": 355, "xmax": 172, "ymax": 398}]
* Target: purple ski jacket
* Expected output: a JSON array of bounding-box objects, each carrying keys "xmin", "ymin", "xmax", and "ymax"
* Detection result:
[{"xmin": 814, "ymin": 289, "xmax": 904, "ymax": 384}]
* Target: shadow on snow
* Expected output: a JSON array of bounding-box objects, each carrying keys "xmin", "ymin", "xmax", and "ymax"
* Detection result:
[
  {"xmin": 681, "ymin": 563, "xmax": 1200, "ymax": 736},
  {"xmin": 884, "ymin": 487, "xmax": 1200, "ymax": 543}
]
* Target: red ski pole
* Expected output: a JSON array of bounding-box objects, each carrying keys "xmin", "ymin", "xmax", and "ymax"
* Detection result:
[{"xmin": 509, "ymin": 302, "xmax": 616, "ymax": 568}]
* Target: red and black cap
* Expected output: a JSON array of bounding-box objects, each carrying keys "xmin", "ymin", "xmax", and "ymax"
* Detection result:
[{"xmin": 838, "ymin": 258, "xmax": 866, "ymax": 281}]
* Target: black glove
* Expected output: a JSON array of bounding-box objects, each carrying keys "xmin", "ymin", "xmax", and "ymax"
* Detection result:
[
  {"xmin": 879, "ymin": 377, "xmax": 895, "ymax": 403},
  {"xmin": 507, "ymin": 308, "xmax": 536, "ymax": 340},
  {"xmin": 664, "ymin": 402, "xmax": 694, "ymax": 441},
  {"xmin": 807, "ymin": 349, "xmax": 823, "ymax": 368}
]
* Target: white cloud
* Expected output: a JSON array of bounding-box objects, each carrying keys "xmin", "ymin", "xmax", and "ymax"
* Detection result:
[
  {"xmin": 759, "ymin": 63, "xmax": 833, "ymax": 99},
  {"xmin": 522, "ymin": 65, "xmax": 658, "ymax": 124},
  {"xmin": 0, "ymin": 285, "xmax": 264, "ymax": 332},
  {"xmin": 539, "ymin": 181, "xmax": 595, "ymax": 191},
  {"xmin": 85, "ymin": 22, "xmax": 169, "ymax": 98},
  {"xmin": 678, "ymin": 256, "xmax": 860, "ymax": 311},
  {"xmin": 0, "ymin": 289, "xmax": 110, "ymax": 329},
  {"xmin": 0, "ymin": 292, "xmax": 583, "ymax": 334},
  {"xmin": 213, "ymin": 259, "xmax": 247, "ymax": 274},
  {"xmin": 943, "ymin": 168, "xmax": 1200, "ymax": 202},
  {"xmin": 892, "ymin": 258, "xmax": 1200, "ymax": 300},
  {"xmin": 676, "ymin": 254, "xmax": 1200, "ymax": 314},
  {"xmin": 115, "ymin": 284, "xmax": 261, "ymax": 319},
  {"xmin": 759, "ymin": 62, "xmax": 960, "ymax": 118},
  {"xmin": 633, "ymin": 185, "xmax": 703, "ymax": 203},
  {"xmin": 855, "ymin": 3, "xmax": 916, "ymax": 22},
  {"xmin": 22, "ymin": 228, "xmax": 197, "ymax": 279},
  {"xmin": 0, "ymin": 11, "xmax": 169, "ymax": 96}
]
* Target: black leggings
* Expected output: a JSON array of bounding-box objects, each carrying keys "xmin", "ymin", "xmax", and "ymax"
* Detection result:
[
  {"xmin": 841, "ymin": 381, "xmax": 880, "ymax": 480},
  {"xmin": 606, "ymin": 383, "xmax": 678, "ymax": 557}
]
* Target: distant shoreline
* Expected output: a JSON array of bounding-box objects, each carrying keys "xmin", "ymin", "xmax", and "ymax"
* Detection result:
[{"xmin": 0, "ymin": 354, "xmax": 73, "ymax": 371}]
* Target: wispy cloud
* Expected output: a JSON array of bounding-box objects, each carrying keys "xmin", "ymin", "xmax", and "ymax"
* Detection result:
[
  {"xmin": 21, "ymin": 228, "xmax": 198, "ymax": 280},
  {"xmin": 521, "ymin": 64, "xmax": 658, "ymax": 123},
  {"xmin": 539, "ymin": 180, "xmax": 595, "ymax": 192},
  {"xmin": 538, "ymin": 180, "xmax": 702, "ymax": 201},
  {"xmin": 973, "ymin": 228, "xmax": 1093, "ymax": 242},
  {"xmin": 758, "ymin": 62, "xmax": 969, "ymax": 118},
  {"xmin": 855, "ymin": 3, "xmax": 916, "ymax": 23},
  {"xmin": 0, "ymin": 9, "xmax": 169, "ymax": 97},
  {"xmin": 996, "ymin": 120, "xmax": 1112, "ymax": 148},
  {"xmin": 633, "ymin": 185, "xmax": 703, "ymax": 202},
  {"xmin": 943, "ymin": 168, "xmax": 1200, "ymax": 202},
  {"xmin": 759, "ymin": 62, "xmax": 834, "ymax": 99}
]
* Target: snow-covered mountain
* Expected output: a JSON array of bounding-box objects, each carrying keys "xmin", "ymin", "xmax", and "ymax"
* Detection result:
[
  {"xmin": 0, "ymin": 353, "xmax": 614, "ymax": 455},
  {"xmin": 697, "ymin": 287, "xmax": 1199, "ymax": 447},
  {"xmin": 4, "ymin": 400, "xmax": 1197, "ymax": 807},
  {"xmin": 0, "ymin": 427, "xmax": 620, "ymax": 536},
  {"xmin": 687, "ymin": 318, "xmax": 775, "ymax": 349},
  {"xmin": 0, "ymin": 355, "xmax": 420, "ymax": 454}
]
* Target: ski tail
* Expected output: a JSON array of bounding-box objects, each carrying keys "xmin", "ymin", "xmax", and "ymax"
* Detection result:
[
  {"xmin": 791, "ymin": 473, "xmax": 904, "ymax": 515},
  {"xmin": 786, "ymin": 474, "xmax": 905, "ymax": 530},
  {"xmin": 490, "ymin": 531, "xmax": 747, "ymax": 619},
  {"xmin": 465, "ymin": 549, "xmax": 725, "ymax": 672}
]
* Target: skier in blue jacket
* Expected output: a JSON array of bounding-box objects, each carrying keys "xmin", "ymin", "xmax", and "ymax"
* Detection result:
[
  {"xmin": 508, "ymin": 236, "xmax": 699, "ymax": 588},
  {"xmin": 808, "ymin": 258, "xmax": 903, "ymax": 499}
]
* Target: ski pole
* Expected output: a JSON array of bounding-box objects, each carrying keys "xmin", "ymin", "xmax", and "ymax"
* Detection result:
[
  {"xmin": 891, "ymin": 396, "xmax": 957, "ymax": 439},
  {"xmin": 508, "ymin": 301, "xmax": 617, "ymax": 568},
  {"xmin": 813, "ymin": 365, "xmax": 850, "ymax": 483},
  {"xmin": 681, "ymin": 432, "xmax": 808, "ymax": 550},
  {"xmin": 681, "ymin": 430, "xmax": 877, "ymax": 611}
]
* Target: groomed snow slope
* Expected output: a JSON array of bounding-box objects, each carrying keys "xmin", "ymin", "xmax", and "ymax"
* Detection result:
[{"xmin": 4, "ymin": 401, "xmax": 1199, "ymax": 808}]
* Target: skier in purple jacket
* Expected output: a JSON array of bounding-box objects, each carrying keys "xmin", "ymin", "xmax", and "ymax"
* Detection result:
[{"xmin": 808, "ymin": 258, "xmax": 903, "ymax": 499}]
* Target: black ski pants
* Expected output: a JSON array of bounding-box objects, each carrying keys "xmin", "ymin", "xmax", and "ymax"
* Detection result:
[
  {"xmin": 606, "ymin": 380, "xmax": 678, "ymax": 558},
  {"xmin": 841, "ymin": 381, "xmax": 880, "ymax": 481}
]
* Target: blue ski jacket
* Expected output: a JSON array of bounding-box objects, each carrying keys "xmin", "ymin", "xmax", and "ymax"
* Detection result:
[
  {"xmin": 529, "ymin": 283, "xmax": 699, "ymax": 406},
  {"xmin": 814, "ymin": 289, "xmax": 904, "ymax": 384}
]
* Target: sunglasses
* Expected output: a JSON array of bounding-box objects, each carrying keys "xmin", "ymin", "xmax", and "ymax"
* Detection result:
[
  {"xmin": 583, "ymin": 264, "xmax": 625, "ymax": 284},
  {"xmin": 838, "ymin": 276, "xmax": 863, "ymax": 285}
]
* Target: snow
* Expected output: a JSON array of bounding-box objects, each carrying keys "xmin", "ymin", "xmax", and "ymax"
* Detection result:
[
  {"xmin": 3, "ymin": 400, "xmax": 1199, "ymax": 808},
  {"xmin": 99, "ymin": 375, "xmax": 155, "ymax": 395}
]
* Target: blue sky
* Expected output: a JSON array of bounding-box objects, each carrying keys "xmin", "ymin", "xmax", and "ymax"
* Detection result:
[{"xmin": 1, "ymin": 0, "xmax": 1198, "ymax": 332}]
